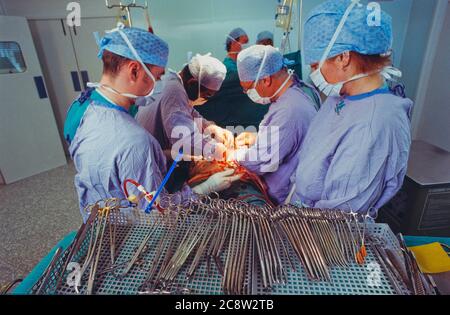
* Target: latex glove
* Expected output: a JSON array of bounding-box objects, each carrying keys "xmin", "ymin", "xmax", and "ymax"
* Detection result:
[
  {"xmin": 205, "ymin": 125, "xmax": 235, "ymax": 149},
  {"xmin": 192, "ymin": 169, "xmax": 242, "ymax": 195},
  {"xmin": 235, "ymin": 132, "xmax": 257, "ymax": 148}
]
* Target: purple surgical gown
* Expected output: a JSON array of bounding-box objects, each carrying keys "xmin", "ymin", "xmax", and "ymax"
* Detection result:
[
  {"xmin": 136, "ymin": 72, "xmax": 215, "ymax": 157},
  {"xmin": 292, "ymin": 89, "xmax": 413, "ymax": 213},
  {"xmin": 235, "ymin": 81, "xmax": 318, "ymax": 204},
  {"xmin": 69, "ymin": 97, "xmax": 193, "ymax": 222}
]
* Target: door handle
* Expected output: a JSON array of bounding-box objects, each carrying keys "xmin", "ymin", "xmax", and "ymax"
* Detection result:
[
  {"xmin": 81, "ymin": 71, "xmax": 89, "ymax": 90},
  {"xmin": 70, "ymin": 71, "xmax": 82, "ymax": 92},
  {"xmin": 33, "ymin": 76, "xmax": 48, "ymax": 99}
]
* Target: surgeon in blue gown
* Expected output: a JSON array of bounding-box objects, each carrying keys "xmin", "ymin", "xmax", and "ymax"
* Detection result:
[
  {"xmin": 291, "ymin": 0, "xmax": 413, "ymax": 213},
  {"xmin": 231, "ymin": 45, "xmax": 318, "ymax": 205},
  {"xmin": 67, "ymin": 26, "xmax": 241, "ymax": 222}
]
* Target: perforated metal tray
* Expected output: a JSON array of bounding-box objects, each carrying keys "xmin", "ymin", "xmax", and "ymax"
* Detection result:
[
  {"xmin": 32, "ymin": 208, "xmax": 410, "ymax": 295},
  {"xmin": 256, "ymin": 223, "xmax": 409, "ymax": 295}
]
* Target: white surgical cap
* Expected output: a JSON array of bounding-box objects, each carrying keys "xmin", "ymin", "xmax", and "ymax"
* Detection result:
[{"xmin": 188, "ymin": 53, "xmax": 227, "ymax": 91}]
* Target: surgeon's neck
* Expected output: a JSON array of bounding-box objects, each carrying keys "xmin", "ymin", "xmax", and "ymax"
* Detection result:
[
  {"xmin": 271, "ymin": 72, "xmax": 293, "ymax": 102},
  {"xmin": 227, "ymin": 52, "xmax": 238, "ymax": 62},
  {"xmin": 98, "ymin": 76, "xmax": 134, "ymax": 110},
  {"xmin": 342, "ymin": 73, "xmax": 384, "ymax": 96}
]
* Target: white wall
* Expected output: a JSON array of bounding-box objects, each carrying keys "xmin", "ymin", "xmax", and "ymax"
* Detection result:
[
  {"xmin": 400, "ymin": 0, "xmax": 439, "ymax": 102},
  {"xmin": 1, "ymin": 0, "xmax": 414, "ymax": 76},
  {"xmin": 128, "ymin": 0, "xmax": 413, "ymax": 78},
  {"xmin": 400, "ymin": 0, "xmax": 449, "ymax": 148},
  {"xmin": 414, "ymin": 3, "xmax": 450, "ymax": 151},
  {"xmin": 0, "ymin": 0, "xmax": 114, "ymax": 19},
  {"xmin": 129, "ymin": 0, "xmax": 302, "ymax": 71}
]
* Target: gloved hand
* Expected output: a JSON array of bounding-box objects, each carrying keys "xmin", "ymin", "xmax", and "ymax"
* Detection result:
[
  {"xmin": 192, "ymin": 169, "xmax": 242, "ymax": 195},
  {"xmin": 205, "ymin": 125, "xmax": 235, "ymax": 149},
  {"xmin": 235, "ymin": 132, "xmax": 257, "ymax": 148}
]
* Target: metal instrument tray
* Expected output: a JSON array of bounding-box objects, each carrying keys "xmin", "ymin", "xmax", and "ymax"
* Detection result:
[{"xmin": 31, "ymin": 208, "xmax": 410, "ymax": 295}]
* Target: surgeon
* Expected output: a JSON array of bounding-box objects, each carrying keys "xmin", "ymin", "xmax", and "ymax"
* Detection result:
[
  {"xmin": 196, "ymin": 28, "xmax": 268, "ymax": 129},
  {"xmin": 256, "ymin": 31, "xmax": 274, "ymax": 46},
  {"xmin": 231, "ymin": 45, "xmax": 318, "ymax": 204},
  {"xmin": 291, "ymin": 0, "xmax": 413, "ymax": 213},
  {"xmin": 223, "ymin": 27, "xmax": 249, "ymax": 73},
  {"xmin": 67, "ymin": 26, "xmax": 241, "ymax": 222},
  {"xmin": 136, "ymin": 53, "xmax": 233, "ymax": 161}
]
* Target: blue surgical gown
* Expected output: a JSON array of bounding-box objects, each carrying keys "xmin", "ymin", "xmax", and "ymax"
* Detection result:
[
  {"xmin": 64, "ymin": 88, "xmax": 138, "ymax": 144},
  {"xmin": 292, "ymin": 87, "xmax": 413, "ymax": 213},
  {"xmin": 235, "ymin": 79, "xmax": 318, "ymax": 204},
  {"xmin": 69, "ymin": 93, "xmax": 193, "ymax": 222},
  {"xmin": 223, "ymin": 57, "xmax": 238, "ymax": 73}
]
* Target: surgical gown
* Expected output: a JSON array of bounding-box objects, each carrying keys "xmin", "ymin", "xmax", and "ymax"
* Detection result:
[
  {"xmin": 136, "ymin": 72, "xmax": 215, "ymax": 157},
  {"xmin": 292, "ymin": 88, "xmax": 413, "ymax": 213},
  {"xmin": 223, "ymin": 56, "xmax": 238, "ymax": 73},
  {"xmin": 235, "ymin": 79, "xmax": 318, "ymax": 204},
  {"xmin": 69, "ymin": 94, "xmax": 193, "ymax": 222}
]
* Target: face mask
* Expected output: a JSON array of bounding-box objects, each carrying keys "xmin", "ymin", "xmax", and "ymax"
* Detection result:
[
  {"xmin": 88, "ymin": 26, "xmax": 157, "ymax": 100},
  {"xmin": 86, "ymin": 82, "xmax": 142, "ymax": 99},
  {"xmin": 310, "ymin": 66, "xmax": 369, "ymax": 97},
  {"xmin": 189, "ymin": 61, "xmax": 209, "ymax": 106},
  {"xmin": 227, "ymin": 36, "xmax": 248, "ymax": 55},
  {"xmin": 246, "ymin": 48, "xmax": 294, "ymax": 105}
]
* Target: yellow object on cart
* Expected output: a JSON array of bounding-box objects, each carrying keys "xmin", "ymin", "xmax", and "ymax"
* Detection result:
[{"xmin": 408, "ymin": 242, "xmax": 450, "ymax": 274}]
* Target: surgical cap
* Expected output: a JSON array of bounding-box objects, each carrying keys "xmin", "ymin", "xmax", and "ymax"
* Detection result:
[
  {"xmin": 237, "ymin": 45, "xmax": 284, "ymax": 82},
  {"xmin": 303, "ymin": 0, "xmax": 393, "ymax": 65},
  {"xmin": 256, "ymin": 31, "xmax": 274, "ymax": 44},
  {"xmin": 225, "ymin": 27, "xmax": 248, "ymax": 46},
  {"xmin": 188, "ymin": 53, "xmax": 227, "ymax": 91},
  {"xmin": 96, "ymin": 26, "xmax": 169, "ymax": 68}
]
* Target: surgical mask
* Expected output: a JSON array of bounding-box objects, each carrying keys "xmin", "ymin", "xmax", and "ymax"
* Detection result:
[
  {"xmin": 171, "ymin": 67, "xmax": 208, "ymax": 106},
  {"xmin": 311, "ymin": 65, "xmax": 402, "ymax": 97},
  {"xmin": 189, "ymin": 61, "xmax": 209, "ymax": 106},
  {"xmin": 310, "ymin": 65, "xmax": 369, "ymax": 97},
  {"xmin": 246, "ymin": 48, "xmax": 294, "ymax": 105},
  {"xmin": 88, "ymin": 25, "xmax": 157, "ymax": 100},
  {"xmin": 227, "ymin": 36, "xmax": 249, "ymax": 55}
]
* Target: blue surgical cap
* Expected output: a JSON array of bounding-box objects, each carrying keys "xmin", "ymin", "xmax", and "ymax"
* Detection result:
[
  {"xmin": 256, "ymin": 31, "xmax": 274, "ymax": 44},
  {"xmin": 237, "ymin": 45, "xmax": 285, "ymax": 82},
  {"xmin": 225, "ymin": 27, "xmax": 248, "ymax": 46},
  {"xmin": 96, "ymin": 26, "xmax": 169, "ymax": 68},
  {"xmin": 303, "ymin": 0, "xmax": 393, "ymax": 65}
]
